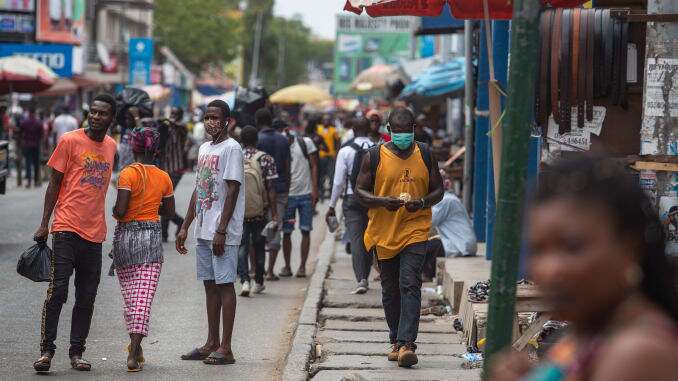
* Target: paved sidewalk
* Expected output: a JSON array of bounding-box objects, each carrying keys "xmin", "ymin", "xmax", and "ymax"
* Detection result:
[{"xmin": 308, "ymin": 245, "xmax": 482, "ymax": 380}]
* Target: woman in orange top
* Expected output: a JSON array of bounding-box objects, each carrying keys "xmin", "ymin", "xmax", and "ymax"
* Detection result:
[{"xmin": 112, "ymin": 126, "xmax": 175, "ymax": 372}]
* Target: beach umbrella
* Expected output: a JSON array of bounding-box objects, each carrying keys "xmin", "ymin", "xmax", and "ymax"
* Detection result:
[
  {"xmin": 269, "ymin": 84, "xmax": 332, "ymax": 105},
  {"xmin": 0, "ymin": 55, "xmax": 58, "ymax": 94}
]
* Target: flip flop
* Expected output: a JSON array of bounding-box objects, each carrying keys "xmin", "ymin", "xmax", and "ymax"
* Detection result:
[
  {"xmin": 70, "ymin": 357, "xmax": 92, "ymax": 371},
  {"xmin": 180, "ymin": 347, "xmax": 211, "ymax": 361},
  {"xmin": 295, "ymin": 269, "xmax": 306, "ymax": 278},
  {"xmin": 202, "ymin": 352, "xmax": 235, "ymax": 365},
  {"xmin": 265, "ymin": 273, "xmax": 280, "ymax": 281},
  {"xmin": 279, "ymin": 267, "xmax": 293, "ymax": 277},
  {"xmin": 33, "ymin": 354, "xmax": 51, "ymax": 372}
]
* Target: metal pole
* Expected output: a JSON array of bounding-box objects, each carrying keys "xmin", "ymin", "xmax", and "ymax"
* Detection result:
[
  {"xmin": 462, "ymin": 21, "xmax": 475, "ymax": 212},
  {"xmin": 249, "ymin": 11, "xmax": 264, "ymax": 88},
  {"xmin": 472, "ymin": 22, "xmax": 489, "ymax": 242},
  {"xmin": 483, "ymin": 0, "xmax": 541, "ymax": 374},
  {"xmin": 485, "ymin": 20, "xmax": 510, "ymax": 260}
]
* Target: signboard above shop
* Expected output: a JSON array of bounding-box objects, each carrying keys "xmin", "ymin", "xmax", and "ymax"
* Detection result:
[
  {"xmin": 36, "ymin": 0, "xmax": 85, "ymax": 45},
  {"xmin": 129, "ymin": 37, "xmax": 153, "ymax": 86},
  {"xmin": 0, "ymin": 0, "xmax": 35, "ymax": 12},
  {"xmin": 0, "ymin": 43, "xmax": 80, "ymax": 77},
  {"xmin": 337, "ymin": 14, "xmax": 418, "ymax": 33}
]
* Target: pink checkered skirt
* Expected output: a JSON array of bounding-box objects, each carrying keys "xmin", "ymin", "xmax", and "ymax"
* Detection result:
[{"xmin": 116, "ymin": 262, "xmax": 162, "ymax": 336}]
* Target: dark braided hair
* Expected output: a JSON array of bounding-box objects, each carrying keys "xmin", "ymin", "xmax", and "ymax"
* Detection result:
[{"xmin": 534, "ymin": 155, "xmax": 678, "ymax": 321}]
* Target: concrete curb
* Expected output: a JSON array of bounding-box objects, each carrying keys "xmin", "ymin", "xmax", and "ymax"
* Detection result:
[{"xmin": 281, "ymin": 229, "xmax": 335, "ymax": 381}]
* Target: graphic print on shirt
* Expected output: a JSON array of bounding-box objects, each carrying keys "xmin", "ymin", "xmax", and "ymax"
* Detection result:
[
  {"xmin": 80, "ymin": 152, "xmax": 111, "ymax": 189},
  {"xmin": 400, "ymin": 168, "xmax": 414, "ymax": 183},
  {"xmin": 196, "ymin": 154, "xmax": 220, "ymax": 226}
]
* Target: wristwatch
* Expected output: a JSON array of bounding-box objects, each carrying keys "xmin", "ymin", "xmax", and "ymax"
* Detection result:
[
  {"xmin": 420, "ymin": 198, "xmax": 427, "ymax": 209},
  {"xmin": 215, "ymin": 230, "xmax": 227, "ymax": 235}
]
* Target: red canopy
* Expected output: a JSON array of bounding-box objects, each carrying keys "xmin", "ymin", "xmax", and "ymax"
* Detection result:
[{"xmin": 344, "ymin": 0, "xmax": 588, "ymax": 19}]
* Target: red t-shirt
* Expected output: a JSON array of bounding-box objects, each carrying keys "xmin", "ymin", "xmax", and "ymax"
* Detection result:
[{"xmin": 48, "ymin": 129, "xmax": 117, "ymax": 243}]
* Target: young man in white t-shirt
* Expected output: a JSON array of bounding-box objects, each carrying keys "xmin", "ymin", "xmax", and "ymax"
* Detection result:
[
  {"xmin": 176, "ymin": 100, "xmax": 245, "ymax": 365},
  {"xmin": 281, "ymin": 130, "xmax": 319, "ymax": 278}
]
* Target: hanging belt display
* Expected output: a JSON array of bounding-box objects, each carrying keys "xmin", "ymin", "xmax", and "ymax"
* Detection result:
[{"xmin": 535, "ymin": 7, "xmax": 631, "ymax": 133}]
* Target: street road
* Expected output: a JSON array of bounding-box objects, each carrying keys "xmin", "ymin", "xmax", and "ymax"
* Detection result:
[{"xmin": 0, "ymin": 172, "xmax": 327, "ymax": 380}]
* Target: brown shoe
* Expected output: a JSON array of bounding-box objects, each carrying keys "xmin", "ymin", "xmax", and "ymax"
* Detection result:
[
  {"xmin": 397, "ymin": 343, "xmax": 418, "ymax": 367},
  {"xmin": 387, "ymin": 344, "xmax": 399, "ymax": 361}
]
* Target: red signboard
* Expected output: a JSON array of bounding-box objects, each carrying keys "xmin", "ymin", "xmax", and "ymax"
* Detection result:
[{"xmin": 36, "ymin": 0, "xmax": 85, "ymax": 45}]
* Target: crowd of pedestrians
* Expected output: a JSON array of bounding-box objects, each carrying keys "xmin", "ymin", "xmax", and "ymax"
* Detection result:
[{"xmin": 28, "ymin": 89, "xmax": 482, "ymax": 373}]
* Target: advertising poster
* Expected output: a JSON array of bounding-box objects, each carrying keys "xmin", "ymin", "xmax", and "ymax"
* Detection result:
[
  {"xmin": 659, "ymin": 196, "xmax": 678, "ymax": 256},
  {"xmin": 36, "ymin": 0, "xmax": 85, "ymax": 45},
  {"xmin": 129, "ymin": 37, "xmax": 153, "ymax": 86},
  {"xmin": 0, "ymin": 0, "xmax": 34, "ymax": 11},
  {"xmin": 0, "ymin": 43, "xmax": 74, "ymax": 77}
]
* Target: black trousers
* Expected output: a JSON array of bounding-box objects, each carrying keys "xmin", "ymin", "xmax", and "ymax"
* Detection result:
[
  {"xmin": 161, "ymin": 173, "xmax": 184, "ymax": 238},
  {"xmin": 423, "ymin": 238, "xmax": 445, "ymax": 279},
  {"xmin": 377, "ymin": 242, "xmax": 427, "ymax": 345},
  {"xmin": 41, "ymin": 232, "xmax": 102, "ymax": 357},
  {"xmin": 237, "ymin": 219, "xmax": 267, "ymax": 285},
  {"xmin": 23, "ymin": 147, "xmax": 40, "ymax": 184}
]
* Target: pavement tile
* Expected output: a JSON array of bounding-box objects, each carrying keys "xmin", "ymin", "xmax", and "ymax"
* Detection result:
[
  {"xmin": 313, "ymin": 354, "xmax": 468, "ymax": 370},
  {"xmin": 316, "ymin": 330, "xmax": 459, "ymax": 344},
  {"xmin": 320, "ymin": 342, "xmax": 466, "ymax": 356},
  {"xmin": 322, "ymin": 320, "xmax": 455, "ymax": 333},
  {"xmin": 311, "ymin": 368, "xmax": 481, "ymax": 381}
]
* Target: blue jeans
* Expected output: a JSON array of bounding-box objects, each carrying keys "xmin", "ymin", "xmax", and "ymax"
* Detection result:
[
  {"xmin": 237, "ymin": 219, "xmax": 266, "ymax": 284},
  {"xmin": 377, "ymin": 241, "xmax": 427, "ymax": 345},
  {"xmin": 283, "ymin": 194, "xmax": 313, "ymax": 233}
]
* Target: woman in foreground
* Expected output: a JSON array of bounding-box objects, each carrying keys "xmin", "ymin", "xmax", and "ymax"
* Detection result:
[
  {"xmin": 490, "ymin": 156, "xmax": 678, "ymax": 380},
  {"xmin": 112, "ymin": 127, "xmax": 175, "ymax": 372}
]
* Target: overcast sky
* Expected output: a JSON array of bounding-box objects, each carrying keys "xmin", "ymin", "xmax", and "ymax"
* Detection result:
[{"xmin": 274, "ymin": 0, "xmax": 348, "ymax": 40}]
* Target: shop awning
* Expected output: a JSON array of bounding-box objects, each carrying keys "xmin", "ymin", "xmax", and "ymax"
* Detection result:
[{"xmin": 416, "ymin": 3, "xmax": 464, "ymax": 35}]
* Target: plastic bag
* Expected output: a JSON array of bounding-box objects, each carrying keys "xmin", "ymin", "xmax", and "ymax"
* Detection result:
[
  {"xmin": 17, "ymin": 243, "xmax": 52, "ymax": 282},
  {"xmin": 116, "ymin": 87, "xmax": 153, "ymax": 127}
]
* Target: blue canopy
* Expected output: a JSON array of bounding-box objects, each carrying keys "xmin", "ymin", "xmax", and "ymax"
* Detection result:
[
  {"xmin": 400, "ymin": 57, "xmax": 465, "ymax": 99},
  {"xmin": 416, "ymin": 3, "xmax": 464, "ymax": 35}
]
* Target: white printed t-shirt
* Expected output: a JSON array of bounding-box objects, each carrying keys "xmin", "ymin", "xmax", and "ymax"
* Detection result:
[
  {"xmin": 289, "ymin": 137, "xmax": 318, "ymax": 196},
  {"xmin": 194, "ymin": 138, "xmax": 245, "ymax": 245}
]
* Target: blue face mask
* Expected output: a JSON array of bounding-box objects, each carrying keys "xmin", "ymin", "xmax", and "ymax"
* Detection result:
[{"xmin": 390, "ymin": 132, "xmax": 415, "ymax": 150}]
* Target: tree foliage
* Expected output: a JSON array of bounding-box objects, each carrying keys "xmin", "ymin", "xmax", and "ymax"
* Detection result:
[
  {"xmin": 242, "ymin": 1, "xmax": 335, "ymax": 91},
  {"xmin": 153, "ymin": 0, "xmax": 241, "ymax": 73}
]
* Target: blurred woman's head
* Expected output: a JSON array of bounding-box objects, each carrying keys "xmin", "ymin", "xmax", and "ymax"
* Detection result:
[
  {"xmin": 305, "ymin": 117, "xmax": 319, "ymax": 137},
  {"xmin": 527, "ymin": 155, "xmax": 677, "ymax": 326}
]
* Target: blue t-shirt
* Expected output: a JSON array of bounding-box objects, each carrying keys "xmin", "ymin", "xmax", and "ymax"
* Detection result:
[{"xmin": 257, "ymin": 127, "xmax": 291, "ymax": 194}]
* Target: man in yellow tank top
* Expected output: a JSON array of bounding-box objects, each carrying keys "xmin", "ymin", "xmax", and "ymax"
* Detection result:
[{"xmin": 355, "ymin": 107, "xmax": 443, "ymax": 368}]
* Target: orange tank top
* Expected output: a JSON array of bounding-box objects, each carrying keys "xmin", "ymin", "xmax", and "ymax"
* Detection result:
[{"xmin": 364, "ymin": 144, "xmax": 431, "ymax": 260}]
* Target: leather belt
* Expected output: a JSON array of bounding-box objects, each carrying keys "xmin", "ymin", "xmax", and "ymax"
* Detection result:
[
  {"xmin": 560, "ymin": 9, "xmax": 572, "ymax": 133},
  {"xmin": 551, "ymin": 8, "xmax": 563, "ymax": 125},
  {"xmin": 576, "ymin": 9, "xmax": 587, "ymax": 129},
  {"xmin": 619, "ymin": 19, "xmax": 629, "ymax": 110},
  {"xmin": 537, "ymin": 9, "xmax": 553, "ymax": 126},
  {"xmin": 593, "ymin": 9, "xmax": 603, "ymax": 99},
  {"xmin": 571, "ymin": 8, "xmax": 581, "ymax": 104},
  {"xmin": 602, "ymin": 9, "xmax": 613, "ymax": 97},
  {"xmin": 585, "ymin": 9, "xmax": 595, "ymax": 121},
  {"xmin": 611, "ymin": 17, "xmax": 621, "ymax": 104}
]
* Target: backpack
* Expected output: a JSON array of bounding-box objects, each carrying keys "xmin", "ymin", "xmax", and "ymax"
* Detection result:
[
  {"xmin": 244, "ymin": 151, "xmax": 267, "ymax": 218},
  {"xmin": 348, "ymin": 142, "xmax": 370, "ymax": 192},
  {"xmin": 367, "ymin": 142, "xmax": 433, "ymax": 191}
]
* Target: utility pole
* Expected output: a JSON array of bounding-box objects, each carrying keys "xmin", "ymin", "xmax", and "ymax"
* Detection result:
[
  {"xmin": 639, "ymin": 0, "xmax": 678, "ymax": 252},
  {"xmin": 483, "ymin": 0, "xmax": 541, "ymax": 375},
  {"xmin": 277, "ymin": 27, "xmax": 286, "ymax": 89},
  {"xmin": 249, "ymin": 11, "xmax": 264, "ymax": 88}
]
